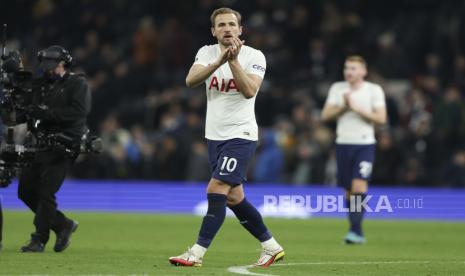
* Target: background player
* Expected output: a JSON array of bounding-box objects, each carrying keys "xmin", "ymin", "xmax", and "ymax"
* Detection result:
[
  {"xmin": 169, "ymin": 7, "xmax": 284, "ymax": 267},
  {"xmin": 321, "ymin": 55, "xmax": 387, "ymax": 244}
]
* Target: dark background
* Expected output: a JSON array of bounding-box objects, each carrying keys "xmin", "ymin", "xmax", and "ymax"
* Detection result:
[{"xmin": 2, "ymin": 0, "xmax": 465, "ymax": 187}]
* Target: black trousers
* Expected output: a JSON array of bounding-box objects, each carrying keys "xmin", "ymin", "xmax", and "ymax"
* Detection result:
[{"xmin": 18, "ymin": 151, "xmax": 74, "ymax": 243}]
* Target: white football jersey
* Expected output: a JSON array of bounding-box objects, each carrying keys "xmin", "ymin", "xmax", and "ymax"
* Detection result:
[
  {"xmin": 325, "ymin": 81, "xmax": 386, "ymax": 144},
  {"xmin": 193, "ymin": 44, "xmax": 266, "ymax": 141}
]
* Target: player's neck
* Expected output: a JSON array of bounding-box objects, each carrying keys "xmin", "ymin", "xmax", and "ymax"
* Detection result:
[
  {"xmin": 349, "ymin": 80, "xmax": 364, "ymax": 90},
  {"xmin": 219, "ymin": 43, "xmax": 229, "ymax": 51}
]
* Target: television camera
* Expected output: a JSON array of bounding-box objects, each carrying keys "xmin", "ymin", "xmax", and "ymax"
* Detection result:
[{"xmin": 0, "ymin": 24, "xmax": 102, "ymax": 187}]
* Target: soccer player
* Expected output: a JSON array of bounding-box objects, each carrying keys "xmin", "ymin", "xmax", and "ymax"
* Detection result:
[
  {"xmin": 321, "ymin": 56, "xmax": 387, "ymax": 244},
  {"xmin": 169, "ymin": 7, "xmax": 284, "ymax": 267}
]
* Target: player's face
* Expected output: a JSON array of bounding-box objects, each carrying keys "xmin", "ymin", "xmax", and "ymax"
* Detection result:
[
  {"xmin": 344, "ymin": 61, "xmax": 367, "ymax": 83},
  {"xmin": 211, "ymin": 13, "xmax": 242, "ymax": 46}
]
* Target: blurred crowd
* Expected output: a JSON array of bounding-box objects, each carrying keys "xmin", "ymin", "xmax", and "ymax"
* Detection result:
[{"xmin": 2, "ymin": 0, "xmax": 465, "ymax": 186}]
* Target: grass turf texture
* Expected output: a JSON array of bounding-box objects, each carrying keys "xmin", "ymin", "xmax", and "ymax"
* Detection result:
[{"xmin": 0, "ymin": 211, "xmax": 464, "ymax": 275}]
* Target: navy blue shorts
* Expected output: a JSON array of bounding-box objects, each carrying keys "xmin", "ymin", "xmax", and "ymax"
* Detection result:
[
  {"xmin": 336, "ymin": 144, "xmax": 376, "ymax": 189},
  {"xmin": 207, "ymin": 138, "xmax": 257, "ymax": 186}
]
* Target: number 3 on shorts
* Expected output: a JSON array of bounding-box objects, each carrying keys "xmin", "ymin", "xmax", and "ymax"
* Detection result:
[{"xmin": 221, "ymin": 157, "xmax": 238, "ymax": 172}]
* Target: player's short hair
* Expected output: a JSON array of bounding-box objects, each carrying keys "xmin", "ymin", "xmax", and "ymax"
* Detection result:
[
  {"xmin": 345, "ymin": 55, "xmax": 367, "ymax": 67},
  {"xmin": 210, "ymin": 7, "xmax": 242, "ymax": 27}
]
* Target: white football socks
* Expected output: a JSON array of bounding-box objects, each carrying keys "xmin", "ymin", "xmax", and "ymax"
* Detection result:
[
  {"xmin": 261, "ymin": 237, "xmax": 281, "ymax": 251},
  {"xmin": 192, "ymin": 243, "xmax": 207, "ymax": 258}
]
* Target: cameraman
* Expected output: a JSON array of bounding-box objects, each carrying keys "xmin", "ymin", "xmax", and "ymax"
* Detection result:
[{"xmin": 19, "ymin": 45, "xmax": 91, "ymax": 253}]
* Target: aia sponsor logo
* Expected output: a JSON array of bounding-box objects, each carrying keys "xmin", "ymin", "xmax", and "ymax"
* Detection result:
[{"xmin": 209, "ymin": 76, "xmax": 239, "ymax": 93}]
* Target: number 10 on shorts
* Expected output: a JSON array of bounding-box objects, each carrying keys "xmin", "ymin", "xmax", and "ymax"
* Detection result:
[{"xmin": 221, "ymin": 157, "xmax": 238, "ymax": 172}]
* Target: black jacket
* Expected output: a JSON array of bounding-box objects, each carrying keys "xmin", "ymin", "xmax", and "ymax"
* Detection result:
[{"xmin": 32, "ymin": 72, "xmax": 91, "ymax": 138}]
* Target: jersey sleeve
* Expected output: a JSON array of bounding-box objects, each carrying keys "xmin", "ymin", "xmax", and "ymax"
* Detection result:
[
  {"xmin": 325, "ymin": 83, "xmax": 344, "ymax": 106},
  {"xmin": 193, "ymin": 46, "xmax": 209, "ymax": 67},
  {"xmin": 372, "ymin": 85, "xmax": 386, "ymax": 108},
  {"xmin": 245, "ymin": 50, "xmax": 266, "ymax": 79}
]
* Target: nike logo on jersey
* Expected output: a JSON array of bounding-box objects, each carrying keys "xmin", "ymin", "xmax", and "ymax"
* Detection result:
[
  {"xmin": 209, "ymin": 77, "xmax": 239, "ymax": 92},
  {"xmin": 219, "ymin": 172, "xmax": 230, "ymax": 176}
]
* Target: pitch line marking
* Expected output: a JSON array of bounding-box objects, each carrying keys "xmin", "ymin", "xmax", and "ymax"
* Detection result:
[
  {"xmin": 227, "ymin": 261, "xmax": 465, "ymax": 276},
  {"xmin": 228, "ymin": 265, "xmax": 275, "ymax": 276}
]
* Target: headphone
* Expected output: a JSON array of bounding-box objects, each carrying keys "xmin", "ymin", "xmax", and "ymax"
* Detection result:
[{"xmin": 37, "ymin": 45, "xmax": 73, "ymax": 66}]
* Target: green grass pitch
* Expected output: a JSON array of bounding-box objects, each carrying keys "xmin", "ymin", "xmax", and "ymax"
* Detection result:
[{"xmin": 1, "ymin": 211, "xmax": 464, "ymax": 275}]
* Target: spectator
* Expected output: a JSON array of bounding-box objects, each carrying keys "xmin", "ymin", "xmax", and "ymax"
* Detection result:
[
  {"xmin": 254, "ymin": 130, "xmax": 284, "ymax": 183},
  {"xmin": 1, "ymin": 0, "xmax": 462, "ymax": 185}
]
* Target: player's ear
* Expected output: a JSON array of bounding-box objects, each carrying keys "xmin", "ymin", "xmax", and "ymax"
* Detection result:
[
  {"xmin": 239, "ymin": 26, "xmax": 243, "ymax": 36},
  {"xmin": 211, "ymin": 27, "xmax": 216, "ymax": 37},
  {"xmin": 362, "ymin": 66, "xmax": 368, "ymax": 78}
]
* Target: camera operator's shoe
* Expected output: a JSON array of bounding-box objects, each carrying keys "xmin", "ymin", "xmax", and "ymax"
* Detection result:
[
  {"xmin": 21, "ymin": 233, "xmax": 45, "ymax": 253},
  {"xmin": 54, "ymin": 220, "xmax": 78, "ymax": 252}
]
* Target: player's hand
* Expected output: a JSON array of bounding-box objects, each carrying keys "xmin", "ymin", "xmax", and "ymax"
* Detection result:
[
  {"xmin": 215, "ymin": 47, "xmax": 231, "ymax": 67},
  {"xmin": 228, "ymin": 37, "xmax": 244, "ymax": 61},
  {"xmin": 343, "ymin": 93, "xmax": 351, "ymax": 107},
  {"xmin": 344, "ymin": 93, "xmax": 363, "ymax": 114}
]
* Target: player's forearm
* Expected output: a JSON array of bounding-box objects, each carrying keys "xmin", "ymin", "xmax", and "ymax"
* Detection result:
[
  {"xmin": 186, "ymin": 63, "xmax": 221, "ymax": 88},
  {"xmin": 228, "ymin": 60, "xmax": 258, "ymax": 99},
  {"xmin": 356, "ymin": 109, "xmax": 387, "ymax": 125},
  {"xmin": 321, "ymin": 105, "xmax": 346, "ymax": 122}
]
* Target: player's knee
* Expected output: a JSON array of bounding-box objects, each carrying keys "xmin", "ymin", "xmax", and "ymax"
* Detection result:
[
  {"xmin": 226, "ymin": 198, "xmax": 237, "ymax": 206},
  {"xmin": 351, "ymin": 179, "xmax": 368, "ymax": 193},
  {"xmin": 226, "ymin": 193, "xmax": 244, "ymax": 206},
  {"xmin": 207, "ymin": 178, "xmax": 231, "ymax": 194}
]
